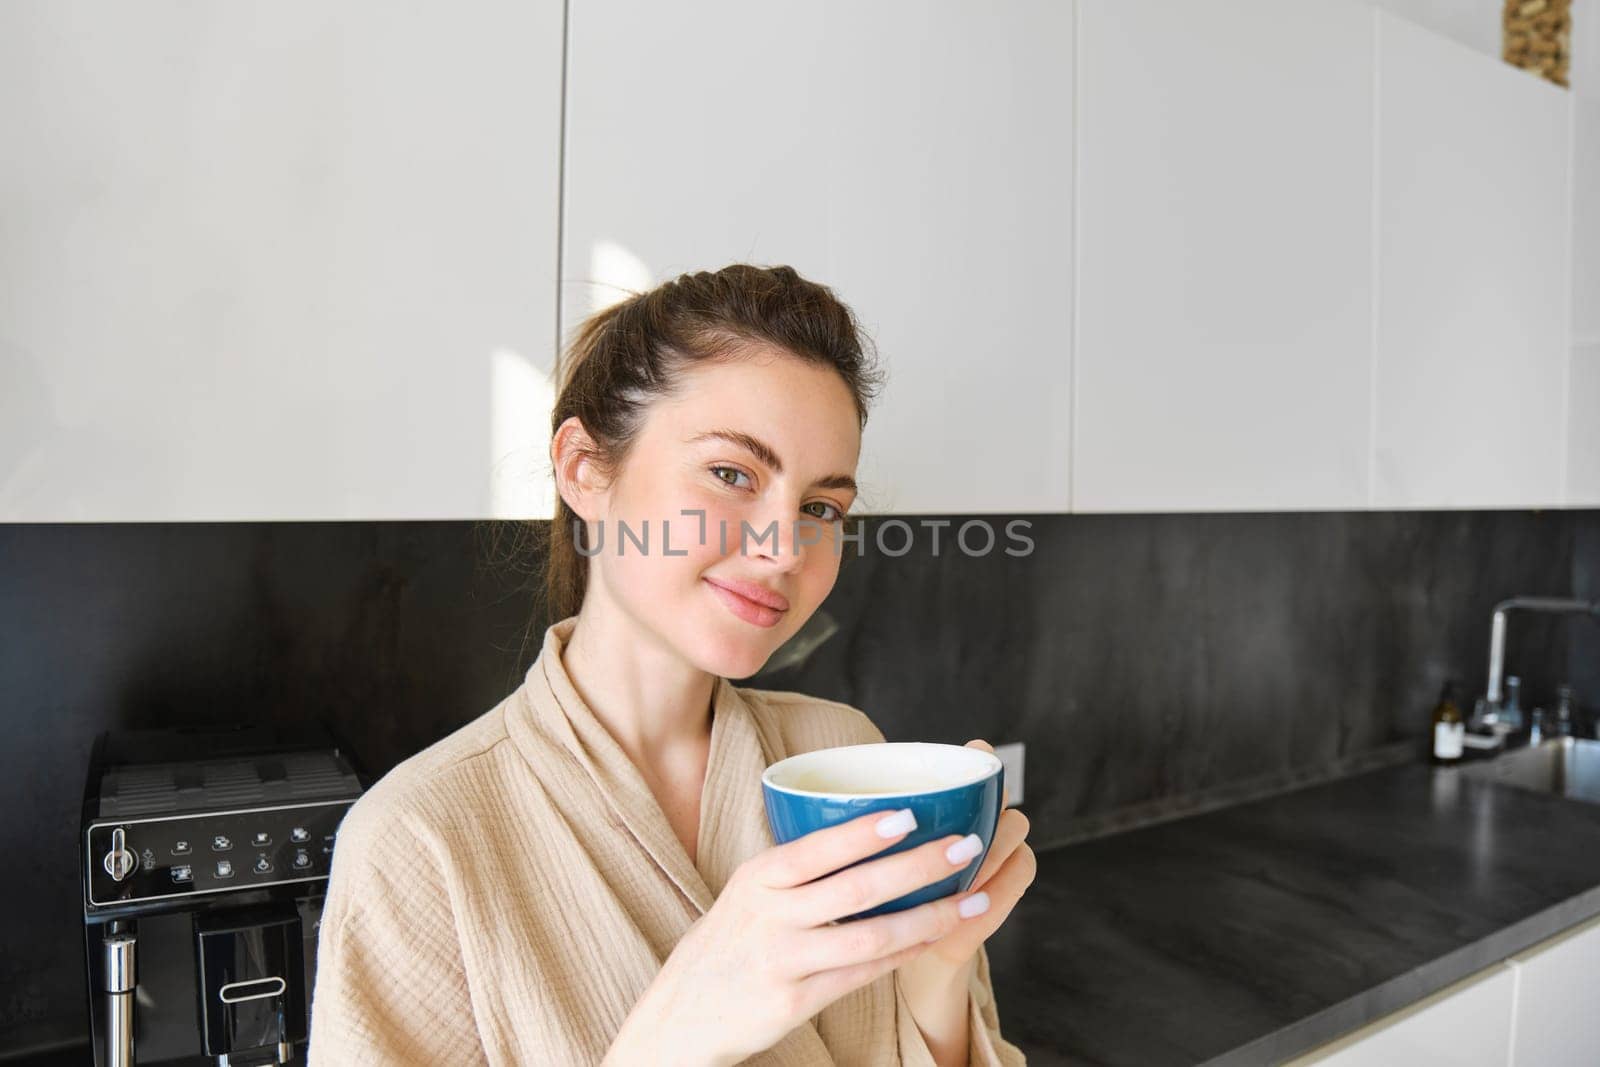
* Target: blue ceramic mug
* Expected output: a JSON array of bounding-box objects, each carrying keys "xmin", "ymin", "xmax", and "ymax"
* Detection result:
[{"xmin": 761, "ymin": 741, "xmax": 1004, "ymax": 921}]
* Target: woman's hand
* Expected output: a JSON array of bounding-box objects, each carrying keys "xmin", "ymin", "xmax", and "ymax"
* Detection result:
[
  {"xmin": 605, "ymin": 806, "xmax": 995, "ymax": 1067},
  {"xmin": 897, "ymin": 739, "xmax": 1035, "ymax": 1012},
  {"xmin": 892, "ymin": 739, "xmax": 1035, "ymax": 1066}
]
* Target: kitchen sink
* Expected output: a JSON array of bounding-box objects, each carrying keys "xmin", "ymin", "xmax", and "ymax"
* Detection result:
[{"xmin": 1454, "ymin": 737, "xmax": 1600, "ymax": 805}]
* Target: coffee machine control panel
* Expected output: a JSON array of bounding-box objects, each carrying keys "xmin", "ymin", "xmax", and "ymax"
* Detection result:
[{"xmin": 86, "ymin": 799, "xmax": 355, "ymax": 909}]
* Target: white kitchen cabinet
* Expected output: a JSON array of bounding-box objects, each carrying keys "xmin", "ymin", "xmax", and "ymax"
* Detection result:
[
  {"xmin": 1372, "ymin": 11, "xmax": 1572, "ymax": 510},
  {"xmin": 1290, "ymin": 912, "xmax": 1600, "ymax": 1065},
  {"xmin": 1575, "ymin": 94, "xmax": 1600, "ymax": 347},
  {"xmin": 1570, "ymin": 342, "xmax": 1600, "ymax": 506},
  {"xmin": 1506, "ymin": 912, "xmax": 1600, "ymax": 1064},
  {"xmin": 0, "ymin": 0, "xmax": 565, "ymax": 522},
  {"xmin": 1072, "ymin": 0, "xmax": 1375, "ymax": 513},
  {"xmin": 1572, "ymin": 92, "xmax": 1600, "ymax": 507},
  {"xmin": 1286, "ymin": 963, "xmax": 1516, "ymax": 1066},
  {"xmin": 561, "ymin": 0, "xmax": 1074, "ymax": 515}
]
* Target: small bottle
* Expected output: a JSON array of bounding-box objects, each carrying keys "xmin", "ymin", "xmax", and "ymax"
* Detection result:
[
  {"xmin": 1502, "ymin": 676, "xmax": 1525, "ymax": 733},
  {"xmin": 1432, "ymin": 681, "xmax": 1465, "ymax": 765},
  {"xmin": 1555, "ymin": 684, "xmax": 1576, "ymax": 738}
]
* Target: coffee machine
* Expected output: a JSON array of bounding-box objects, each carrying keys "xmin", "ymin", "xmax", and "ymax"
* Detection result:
[{"xmin": 80, "ymin": 724, "xmax": 366, "ymax": 1066}]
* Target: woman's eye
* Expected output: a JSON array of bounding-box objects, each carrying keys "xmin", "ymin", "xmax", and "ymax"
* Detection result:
[
  {"xmin": 710, "ymin": 465, "xmax": 751, "ymax": 489},
  {"xmin": 803, "ymin": 501, "xmax": 845, "ymax": 523},
  {"xmin": 711, "ymin": 465, "xmax": 844, "ymax": 522}
]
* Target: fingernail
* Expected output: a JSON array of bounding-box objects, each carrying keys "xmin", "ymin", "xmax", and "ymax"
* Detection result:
[
  {"xmin": 946, "ymin": 834, "xmax": 982, "ymax": 865},
  {"xmin": 958, "ymin": 891, "xmax": 991, "ymax": 919},
  {"xmin": 876, "ymin": 808, "xmax": 917, "ymax": 838}
]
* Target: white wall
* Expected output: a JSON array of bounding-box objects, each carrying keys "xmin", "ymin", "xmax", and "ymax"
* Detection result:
[
  {"xmin": 1375, "ymin": 0, "xmax": 1502, "ymax": 62},
  {"xmin": 1378, "ymin": 0, "xmax": 1600, "ymax": 96},
  {"xmin": 0, "ymin": 1, "xmax": 564, "ymax": 521},
  {"xmin": 1571, "ymin": 0, "xmax": 1600, "ymax": 95}
]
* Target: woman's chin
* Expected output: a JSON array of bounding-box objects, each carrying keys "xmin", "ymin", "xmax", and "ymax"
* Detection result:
[{"xmin": 692, "ymin": 620, "xmax": 787, "ymax": 680}]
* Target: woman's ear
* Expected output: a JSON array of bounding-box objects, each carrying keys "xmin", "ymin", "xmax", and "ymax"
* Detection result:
[{"xmin": 550, "ymin": 415, "xmax": 609, "ymax": 522}]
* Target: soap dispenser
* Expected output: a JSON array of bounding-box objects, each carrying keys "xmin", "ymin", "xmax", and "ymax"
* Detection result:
[{"xmin": 1503, "ymin": 676, "xmax": 1525, "ymax": 733}]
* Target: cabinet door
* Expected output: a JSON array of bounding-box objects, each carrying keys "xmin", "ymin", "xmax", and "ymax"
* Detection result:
[
  {"xmin": 1072, "ymin": 0, "xmax": 1374, "ymax": 512},
  {"xmin": 0, "ymin": 1, "xmax": 565, "ymax": 522},
  {"xmin": 1571, "ymin": 342, "xmax": 1600, "ymax": 506},
  {"xmin": 1575, "ymin": 95, "xmax": 1600, "ymax": 349},
  {"xmin": 1507, "ymin": 913, "xmax": 1600, "ymax": 1064},
  {"xmin": 1571, "ymin": 94, "xmax": 1600, "ymax": 507},
  {"xmin": 1286, "ymin": 963, "xmax": 1515, "ymax": 1066},
  {"xmin": 1372, "ymin": 12, "xmax": 1571, "ymax": 509},
  {"xmin": 562, "ymin": 0, "xmax": 1074, "ymax": 515}
]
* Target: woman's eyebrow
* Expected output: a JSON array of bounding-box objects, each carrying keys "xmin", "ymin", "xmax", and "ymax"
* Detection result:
[{"xmin": 685, "ymin": 429, "xmax": 858, "ymax": 492}]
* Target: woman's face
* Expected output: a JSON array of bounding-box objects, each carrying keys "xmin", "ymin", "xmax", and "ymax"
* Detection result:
[{"xmin": 587, "ymin": 349, "xmax": 861, "ymax": 679}]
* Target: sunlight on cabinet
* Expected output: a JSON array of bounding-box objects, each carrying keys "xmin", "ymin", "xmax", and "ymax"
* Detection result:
[
  {"xmin": 489, "ymin": 347, "xmax": 557, "ymax": 520},
  {"xmin": 580, "ymin": 239, "xmax": 655, "ymax": 319},
  {"xmin": 0, "ymin": 1, "xmax": 565, "ymax": 522}
]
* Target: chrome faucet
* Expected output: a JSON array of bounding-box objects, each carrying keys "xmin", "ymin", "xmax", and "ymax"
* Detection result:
[{"xmin": 1471, "ymin": 596, "xmax": 1600, "ymax": 733}]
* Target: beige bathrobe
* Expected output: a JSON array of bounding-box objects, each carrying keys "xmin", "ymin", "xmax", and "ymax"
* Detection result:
[{"xmin": 308, "ymin": 615, "xmax": 1027, "ymax": 1066}]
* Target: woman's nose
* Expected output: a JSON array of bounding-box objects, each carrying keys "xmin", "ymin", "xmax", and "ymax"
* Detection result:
[{"xmin": 748, "ymin": 503, "xmax": 806, "ymax": 565}]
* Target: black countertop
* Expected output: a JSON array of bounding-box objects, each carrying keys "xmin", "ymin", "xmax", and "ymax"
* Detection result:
[{"xmin": 984, "ymin": 758, "xmax": 1600, "ymax": 1065}]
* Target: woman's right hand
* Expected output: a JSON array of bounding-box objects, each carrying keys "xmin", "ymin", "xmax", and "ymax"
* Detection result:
[{"xmin": 604, "ymin": 808, "xmax": 992, "ymax": 1067}]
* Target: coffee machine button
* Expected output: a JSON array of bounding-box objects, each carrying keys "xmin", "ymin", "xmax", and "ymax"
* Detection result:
[
  {"xmin": 171, "ymin": 864, "xmax": 193, "ymax": 884},
  {"xmin": 292, "ymin": 849, "xmax": 312, "ymax": 870},
  {"xmin": 211, "ymin": 835, "xmax": 232, "ymax": 852},
  {"xmin": 172, "ymin": 839, "xmax": 192, "ymax": 856},
  {"xmin": 253, "ymin": 854, "xmax": 274, "ymax": 875},
  {"xmin": 251, "ymin": 831, "xmax": 272, "ymax": 847},
  {"xmin": 103, "ymin": 827, "xmax": 136, "ymax": 883},
  {"xmin": 214, "ymin": 860, "xmax": 234, "ymax": 879},
  {"xmin": 290, "ymin": 826, "xmax": 311, "ymax": 843}
]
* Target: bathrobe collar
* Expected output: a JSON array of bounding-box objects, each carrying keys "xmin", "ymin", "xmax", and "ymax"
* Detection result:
[{"xmin": 513, "ymin": 614, "xmax": 779, "ymax": 916}]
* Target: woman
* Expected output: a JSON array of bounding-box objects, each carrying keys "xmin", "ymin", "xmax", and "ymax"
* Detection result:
[{"xmin": 308, "ymin": 264, "xmax": 1036, "ymax": 1065}]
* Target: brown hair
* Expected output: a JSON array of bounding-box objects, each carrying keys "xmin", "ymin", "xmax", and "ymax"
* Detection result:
[{"xmin": 484, "ymin": 263, "xmax": 883, "ymax": 633}]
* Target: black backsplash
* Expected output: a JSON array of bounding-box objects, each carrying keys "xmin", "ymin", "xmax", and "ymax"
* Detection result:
[{"xmin": 3, "ymin": 510, "xmax": 1597, "ymax": 1057}]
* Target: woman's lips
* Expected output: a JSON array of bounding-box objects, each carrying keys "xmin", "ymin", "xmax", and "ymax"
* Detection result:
[{"xmin": 704, "ymin": 577, "xmax": 788, "ymax": 628}]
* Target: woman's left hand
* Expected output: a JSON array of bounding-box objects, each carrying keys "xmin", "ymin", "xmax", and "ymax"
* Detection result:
[{"xmin": 905, "ymin": 739, "xmax": 1036, "ymax": 973}]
